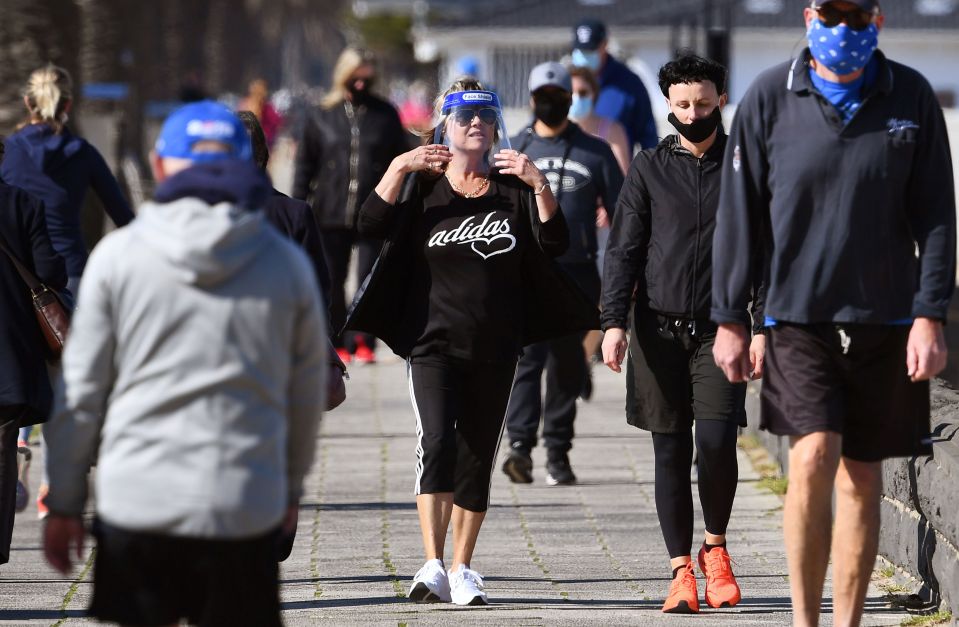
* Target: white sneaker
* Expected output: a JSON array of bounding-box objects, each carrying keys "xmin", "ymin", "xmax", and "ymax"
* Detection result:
[
  {"xmin": 448, "ymin": 566, "xmax": 488, "ymax": 606},
  {"xmin": 408, "ymin": 559, "xmax": 451, "ymax": 603}
]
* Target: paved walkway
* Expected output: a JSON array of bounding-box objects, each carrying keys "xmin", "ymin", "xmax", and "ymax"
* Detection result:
[{"xmin": 1, "ymin": 354, "xmax": 916, "ymax": 625}]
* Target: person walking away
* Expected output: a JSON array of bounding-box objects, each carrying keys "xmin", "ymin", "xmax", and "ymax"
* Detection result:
[
  {"xmin": 711, "ymin": 2, "xmax": 955, "ymax": 625},
  {"xmin": 602, "ymin": 54, "xmax": 765, "ymax": 614},
  {"xmin": 344, "ymin": 78, "xmax": 598, "ymax": 605},
  {"xmin": 0, "ymin": 181, "xmax": 67, "ymax": 565},
  {"xmin": 570, "ymin": 19, "xmax": 658, "ymax": 153},
  {"xmin": 501, "ymin": 62, "xmax": 622, "ymax": 486},
  {"xmin": 238, "ymin": 110, "xmax": 347, "ymax": 415},
  {"xmin": 293, "ymin": 47, "xmax": 410, "ymax": 365},
  {"xmin": 42, "ymin": 101, "xmax": 327, "ymax": 626},
  {"xmin": 0, "ymin": 64, "xmax": 134, "ymax": 517}
]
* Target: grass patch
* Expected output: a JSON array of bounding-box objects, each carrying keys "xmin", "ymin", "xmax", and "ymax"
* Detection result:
[
  {"xmin": 878, "ymin": 565, "xmax": 897, "ymax": 579},
  {"xmin": 901, "ymin": 610, "xmax": 952, "ymax": 626},
  {"xmin": 757, "ymin": 476, "xmax": 789, "ymax": 496},
  {"xmin": 739, "ymin": 435, "xmax": 789, "ymax": 497}
]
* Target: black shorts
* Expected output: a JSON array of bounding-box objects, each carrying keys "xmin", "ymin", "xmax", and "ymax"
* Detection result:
[
  {"xmin": 761, "ymin": 323, "xmax": 931, "ymax": 462},
  {"xmin": 89, "ymin": 519, "xmax": 282, "ymax": 627},
  {"xmin": 626, "ymin": 310, "xmax": 747, "ymax": 434}
]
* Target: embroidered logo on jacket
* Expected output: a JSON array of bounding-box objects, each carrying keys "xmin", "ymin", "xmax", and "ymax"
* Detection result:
[{"xmin": 428, "ymin": 212, "xmax": 516, "ymax": 260}]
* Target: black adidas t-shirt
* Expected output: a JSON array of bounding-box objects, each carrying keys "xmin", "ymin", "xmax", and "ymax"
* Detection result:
[{"xmin": 401, "ymin": 174, "xmax": 535, "ymax": 362}]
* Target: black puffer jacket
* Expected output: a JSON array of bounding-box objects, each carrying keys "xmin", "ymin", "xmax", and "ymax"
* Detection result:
[
  {"xmin": 601, "ymin": 132, "xmax": 762, "ymax": 332},
  {"xmin": 292, "ymin": 96, "xmax": 410, "ymax": 229}
]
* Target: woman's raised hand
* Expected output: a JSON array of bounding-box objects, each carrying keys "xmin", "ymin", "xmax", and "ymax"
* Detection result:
[
  {"xmin": 493, "ymin": 149, "xmax": 547, "ymax": 190},
  {"xmin": 401, "ymin": 144, "xmax": 451, "ymax": 174}
]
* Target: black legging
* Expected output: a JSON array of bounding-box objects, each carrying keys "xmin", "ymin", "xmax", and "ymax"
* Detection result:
[{"xmin": 652, "ymin": 420, "xmax": 739, "ymax": 559}]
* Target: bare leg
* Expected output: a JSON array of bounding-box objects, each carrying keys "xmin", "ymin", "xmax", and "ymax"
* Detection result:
[
  {"xmin": 704, "ymin": 532, "xmax": 726, "ymax": 545},
  {"xmin": 669, "ymin": 555, "xmax": 692, "ymax": 571},
  {"xmin": 784, "ymin": 432, "xmax": 842, "ymax": 627},
  {"xmin": 450, "ymin": 505, "xmax": 486, "ymax": 571},
  {"xmin": 831, "ymin": 458, "xmax": 882, "ymax": 627},
  {"xmin": 416, "ymin": 493, "xmax": 453, "ymax": 561}
]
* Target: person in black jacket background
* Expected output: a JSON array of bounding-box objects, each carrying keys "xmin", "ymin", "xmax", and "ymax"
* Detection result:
[
  {"xmin": 711, "ymin": 3, "xmax": 954, "ymax": 624},
  {"xmin": 601, "ymin": 55, "xmax": 763, "ymax": 614},
  {"xmin": 345, "ymin": 78, "xmax": 598, "ymax": 606},
  {"xmin": 292, "ymin": 48, "xmax": 410, "ymax": 364},
  {"xmin": 0, "ymin": 181, "xmax": 67, "ymax": 564}
]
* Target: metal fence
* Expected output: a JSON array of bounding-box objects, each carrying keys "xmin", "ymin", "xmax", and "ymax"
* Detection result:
[{"xmin": 491, "ymin": 45, "xmax": 570, "ymax": 108}]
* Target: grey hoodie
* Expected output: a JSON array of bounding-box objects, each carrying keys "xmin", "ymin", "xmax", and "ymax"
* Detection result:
[{"xmin": 44, "ymin": 196, "xmax": 327, "ymax": 539}]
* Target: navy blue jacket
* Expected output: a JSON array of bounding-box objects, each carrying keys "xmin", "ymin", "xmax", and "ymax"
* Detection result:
[
  {"xmin": 0, "ymin": 182, "xmax": 67, "ymax": 424},
  {"xmin": 263, "ymin": 189, "xmax": 332, "ymax": 312},
  {"xmin": 712, "ymin": 50, "xmax": 956, "ymax": 328},
  {"xmin": 595, "ymin": 55, "xmax": 658, "ymax": 152},
  {"xmin": 1, "ymin": 124, "xmax": 134, "ymax": 277}
]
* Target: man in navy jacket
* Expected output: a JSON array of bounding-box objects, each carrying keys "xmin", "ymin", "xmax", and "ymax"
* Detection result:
[{"xmin": 711, "ymin": 2, "xmax": 955, "ymax": 625}]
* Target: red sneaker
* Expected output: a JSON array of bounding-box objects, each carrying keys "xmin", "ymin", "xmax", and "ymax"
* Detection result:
[
  {"xmin": 335, "ymin": 348, "xmax": 352, "ymax": 364},
  {"xmin": 698, "ymin": 544, "xmax": 742, "ymax": 608},
  {"xmin": 353, "ymin": 338, "xmax": 376, "ymax": 364},
  {"xmin": 662, "ymin": 561, "xmax": 699, "ymax": 613},
  {"xmin": 37, "ymin": 484, "xmax": 49, "ymax": 520}
]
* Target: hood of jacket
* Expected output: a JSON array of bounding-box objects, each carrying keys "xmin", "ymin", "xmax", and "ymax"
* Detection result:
[
  {"xmin": 5, "ymin": 124, "xmax": 85, "ymax": 172},
  {"xmin": 133, "ymin": 159, "xmax": 274, "ymax": 286}
]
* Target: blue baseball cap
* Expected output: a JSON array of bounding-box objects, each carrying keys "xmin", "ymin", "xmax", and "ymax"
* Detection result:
[{"xmin": 154, "ymin": 100, "xmax": 252, "ymax": 162}]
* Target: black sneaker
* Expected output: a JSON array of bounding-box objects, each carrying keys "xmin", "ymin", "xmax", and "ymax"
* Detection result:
[
  {"xmin": 502, "ymin": 446, "xmax": 533, "ymax": 484},
  {"xmin": 545, "ymin": 452, "xmax": 576, "ymax": 486}
]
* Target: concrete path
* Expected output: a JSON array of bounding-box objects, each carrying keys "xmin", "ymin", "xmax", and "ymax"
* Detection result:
[{"xmin": 1, "ymin": 354, "xmax": 916, "ymax": 626}]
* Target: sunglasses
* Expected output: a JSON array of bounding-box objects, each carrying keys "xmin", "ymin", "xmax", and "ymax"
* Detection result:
[
  {"xmin": 815, "ymin": 4, "xmax": 875, "ymax": 31},
  {"xmin": 451, "ymin": 107, "xmax": 498, "ymax": 126}
]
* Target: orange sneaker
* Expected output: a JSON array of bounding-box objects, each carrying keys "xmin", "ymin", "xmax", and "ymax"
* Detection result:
[
  {"xmin": 662, "ymin": 561, "xmax": 699, "ymax": 613},
  {"xmin": 698, "ymin": 544, "xmax": 741, "ymax": 608},
  {"xmin": 36, "ymin": 483, "xmax": 49, "ymax": 520}
]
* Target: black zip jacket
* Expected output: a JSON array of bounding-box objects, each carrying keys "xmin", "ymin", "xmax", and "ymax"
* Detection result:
[
  {"xmin": 601, "ymin": 132, "xmax": 761, "ymax": 332},
  {"xmin": 713, "ymin": 50, "xmax": 955, "ymax": 328},
  {"xmin": 292, "ymin": 96, "xmax": 409, "ymax": 229},
  {"xmin": 344, "ymin": 173, "xmax": 600, "ymax": 358}
]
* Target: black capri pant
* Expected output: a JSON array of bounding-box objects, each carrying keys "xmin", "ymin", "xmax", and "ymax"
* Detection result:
[{"xmin": 407, "ymin": 354, "xmax": 517, "ymax": 512}]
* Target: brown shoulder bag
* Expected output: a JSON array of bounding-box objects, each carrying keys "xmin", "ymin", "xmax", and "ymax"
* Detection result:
[{"xmin": 0, "ymin": 234, "xmax": 70, "ymax": 359}]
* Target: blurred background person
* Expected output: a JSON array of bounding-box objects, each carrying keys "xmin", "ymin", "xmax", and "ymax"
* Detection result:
[
  {"xmin": 570, "ymin": 19, "xmax": 657, "ymax": 153},
  {"xmin": 0, "ymin": 178, "xmax": 66, "ymax": 565},
  {"xmin": 293, "ymin": 47, "xmax": 409, "ymax": 365},
  {"xmin": 238, "ymin": 78, "xmax": 284, "ymax": 149},
  {"xmin": 1, "ymin": 64, "xmax": 133, "ymax": 517},
  {"xmin": 568, "ymin": 66, "xmax": 631, "ymax": 175}
]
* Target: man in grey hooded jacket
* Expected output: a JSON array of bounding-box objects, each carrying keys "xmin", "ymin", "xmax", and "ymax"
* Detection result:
[{"xmin": 42, "ymin": 101, "xmax": 327, "ymax": 626}]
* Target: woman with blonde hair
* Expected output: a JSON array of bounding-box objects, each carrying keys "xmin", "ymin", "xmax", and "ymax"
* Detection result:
[
  {"xmin": 293, "ymin": 47, "xmax": 409, "ymax": 365},
  {"xmin": 345, "ymin": 77, "xmax": 598, "ymax": 605},
  {"xmin": 0, "ymin": 63, "xmax": 133, "ymax": 517}
]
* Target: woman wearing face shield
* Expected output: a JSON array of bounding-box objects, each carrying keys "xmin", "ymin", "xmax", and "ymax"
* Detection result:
[{"xmin": 344, "ymin": 78, "xmax": 598, "ymax": 606}]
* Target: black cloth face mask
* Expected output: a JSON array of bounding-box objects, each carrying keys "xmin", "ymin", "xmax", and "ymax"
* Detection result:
[
  {"xmin": 533, "ymin": 95, "xmax": 571, "ymax": 128},
  {"xmin": 667, "ymin": 106, "xmax": 722, "ymax": 144},
  {"xmin": 348, "ymin": 80, "xmax": 374, "ymax": 104}
]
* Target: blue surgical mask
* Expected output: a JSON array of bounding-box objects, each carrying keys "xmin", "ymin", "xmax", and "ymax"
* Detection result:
[
  {"xmin": 569, "ymin": 94, "xmax": 593, "ymax": 120},
  {"xmin": 571, "ymin": 49, "xmax": 601, "ymax": 72},
  {"xmin": 807, "ymin": 20, "xmax": 878, "ymax": 75}
]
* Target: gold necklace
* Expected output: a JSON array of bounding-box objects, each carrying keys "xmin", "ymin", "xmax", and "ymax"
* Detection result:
[{"xmin": 446, "ymin": 173, "xmax": 490, "ymax": 199}]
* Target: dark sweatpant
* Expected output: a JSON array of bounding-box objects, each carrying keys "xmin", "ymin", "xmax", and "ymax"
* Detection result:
[
  {"xmin": 319, "ymin": 228, "xmax": 380, "ymax": 352},
  {"xmin": 0, "ymin": 405, "xmax": 25, "ymax": 564},
  {"xmin": 504, "ymin": 262, "xmax": 600, "ymax": 454},
  {"xmin": 408, "ymin": 354, "xmax": 516, "ymax": 512}
]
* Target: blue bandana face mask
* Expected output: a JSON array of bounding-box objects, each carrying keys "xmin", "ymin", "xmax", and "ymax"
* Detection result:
[
  {"xmin": 571, "ymin": 49, "xmax": 601, "ymax": 72},
  {"xmin": 569, "ymin": 94, "xmax": 593, "ymax": 120},
  {"xmin": 807, "ymin": 20, "xmax": 878, "ymax": 75}
]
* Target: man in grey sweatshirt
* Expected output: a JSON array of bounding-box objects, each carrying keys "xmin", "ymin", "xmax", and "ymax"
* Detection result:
[{"xmin": 42, "ymin": 101, "xmax": 327, "ymax": 626}]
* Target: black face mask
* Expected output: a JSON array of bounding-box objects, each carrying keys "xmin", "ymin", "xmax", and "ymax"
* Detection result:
[
  {"xmin": 348, "ymin": 80, "xmax": 374, "ymax": 104},
  {"xmin": 667, "ymin": 106, "xmax": 722, "ymax": 144},
  {"xmin": 533, "ymin": 94, "xmax": 571, "ymax": 128}
]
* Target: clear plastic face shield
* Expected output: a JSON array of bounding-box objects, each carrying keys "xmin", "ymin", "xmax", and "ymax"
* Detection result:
[{"xmin": 432, "ymin": 90, "xmax": 511, "ymax": 167}]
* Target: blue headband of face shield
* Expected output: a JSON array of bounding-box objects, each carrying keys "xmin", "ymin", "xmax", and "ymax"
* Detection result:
[{"xmin": 440, "ymin": 90, "xmax": 502, "ymax": 113}]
